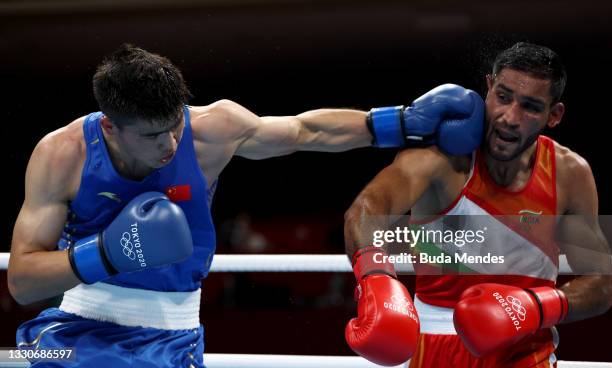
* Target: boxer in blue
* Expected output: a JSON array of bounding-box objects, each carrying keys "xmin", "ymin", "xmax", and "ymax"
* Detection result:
[{"xmin": 8, "ymin": 44, "xmax": 483, "ymax": 367}]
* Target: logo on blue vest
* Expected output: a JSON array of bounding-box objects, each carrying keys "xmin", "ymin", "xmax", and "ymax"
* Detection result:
[{"xmin": 97, "ymin": 192, "xmax": 121, "ymax": 203}]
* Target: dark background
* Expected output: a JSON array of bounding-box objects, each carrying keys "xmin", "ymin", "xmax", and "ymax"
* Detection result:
[{"xmin": 1, "ymin": 0, "xmax": 611, "ymax": 363}]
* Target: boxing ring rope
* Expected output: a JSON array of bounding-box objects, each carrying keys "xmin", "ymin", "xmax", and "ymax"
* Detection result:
[
  {"xmin": 1, "ymin": 253, "xmax": 609, "ymax": 368},
  {"xmin": 0, "ymin": 253, "xmax": 575, "ymax": 274}
]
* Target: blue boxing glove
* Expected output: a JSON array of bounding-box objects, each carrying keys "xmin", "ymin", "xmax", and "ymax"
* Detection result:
[
  {"xmin": 367, "ymin": 84, "xmax": 484, "ymax": 155},
  {"xmin": 68, "ymin": 192, "xmax": 193, "ymax": 284}
]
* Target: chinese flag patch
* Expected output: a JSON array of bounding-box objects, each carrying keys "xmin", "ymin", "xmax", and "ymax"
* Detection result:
[{"xmin": 165, "ymin": 184, "xmax": 192, "ymax": 202}]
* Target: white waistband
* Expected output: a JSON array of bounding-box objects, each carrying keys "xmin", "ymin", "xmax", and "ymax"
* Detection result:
[
  {"xmin": 414, "ymin": 295, "xmax": 457, "ymax": 335},
  {"xmin": 59, "ymin": 282, "xmax": 201, "ymax": 330}
]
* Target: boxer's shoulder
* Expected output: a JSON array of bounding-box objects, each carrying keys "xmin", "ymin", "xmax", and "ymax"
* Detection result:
[
  {"xmin": 188, "ymin": 100, "xmax": 254, "ymax": 144},
  {"xmin": 553, "ymin": 141, "xmax": 590, "ymax": 172},
  {"xmin": 554, "ymin": 141, "xmax": 593, "ymax": 187},
  {"xmin": 553, "ymin": 141, "xmax": 596, "ymax": 214},
  {"xmin": 29, "ymin": 116, "xmax": 86, "ymax": 200}
]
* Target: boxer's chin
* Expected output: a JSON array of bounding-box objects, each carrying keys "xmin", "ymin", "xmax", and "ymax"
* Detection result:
[{"xmin": 486, "ymin": 134, "xmax": 521, "ymax": 162}]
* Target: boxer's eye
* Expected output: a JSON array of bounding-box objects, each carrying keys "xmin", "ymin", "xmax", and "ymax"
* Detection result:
[
  {"xmin": 522, "ymin": 102, "xmax": 544, "ymax": 113},
  {"xmin": 497, "ymin": 92, "xmax": 511, "ymax": 104}
]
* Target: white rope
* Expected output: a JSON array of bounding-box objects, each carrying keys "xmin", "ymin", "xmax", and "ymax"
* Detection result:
[
  {"xmin": 210, "ymin": 254, "xmax": 354, "ymax": 272},
  {"xmin": 557, "ymin": 360, "xmax": 612, "ymax": 368},
  {"xmin": 0, "ymin": 354, "xmax": 607, "ymax": 368},
  {"xmin": 558, "ymin": 362, "xmax": 612, "ymax": 368},
  {"xmin": 1, "ymin": 253, "xmax": 9, "ymax": 271},
  {"xmin": 0, "ymin": 253, "xmax": 579, "ymax": 273}
]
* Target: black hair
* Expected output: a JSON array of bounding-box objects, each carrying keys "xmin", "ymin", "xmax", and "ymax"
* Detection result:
[
  {"xmin": 93, "ymin": 44, "xmax": 191, "ymax": 127},
  {"xmin": 492, "ymin": 42, "xmax": 566, "ymax": 103}
]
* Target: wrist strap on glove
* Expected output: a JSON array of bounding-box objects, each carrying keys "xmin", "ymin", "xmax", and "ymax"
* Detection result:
[
  {"xmin": 352, "ymin": 246, "xmax": 397, "ymax": 281},
  {"xmin": 527, "ymin": 287, "xmax": 569, "ymax": 328}
]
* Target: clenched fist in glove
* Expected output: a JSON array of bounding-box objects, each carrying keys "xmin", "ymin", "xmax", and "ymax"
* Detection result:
[
  {"xmin": 367, "ymin": 84, "xmax": 484, "ymax": 155},
  {"xmin": 345, "ymin": 247, "xmax": 420, "ymax": 366},
  {"xmin": 454, "ymin": 283, "xmax": 568, "ymax": 357}
]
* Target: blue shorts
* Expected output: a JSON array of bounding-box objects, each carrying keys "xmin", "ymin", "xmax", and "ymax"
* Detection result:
[{"xmin": 16, "ymin": 308, "xmax": 205, "ymax": 367}]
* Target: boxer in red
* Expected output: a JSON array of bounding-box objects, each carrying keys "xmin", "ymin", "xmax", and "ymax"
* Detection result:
[{"xmin": 344, "ymin": 42, "xmax": 612, "ymax": 367}]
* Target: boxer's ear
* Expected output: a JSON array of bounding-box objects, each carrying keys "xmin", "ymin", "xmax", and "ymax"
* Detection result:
[
  {"xmin": 486, "ymin": 74, "xmax": 493, "ymax": 89},
  {"xmin": 100, "ymin": 116, "xmax": 117, "ymax": 135},
  {"xmin": 547, "ymin": 102, "xmax": 564, "ymax": 128}
]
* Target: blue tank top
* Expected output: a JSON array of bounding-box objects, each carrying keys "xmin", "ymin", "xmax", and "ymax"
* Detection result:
[{"xmin": 58, "ymin": 106, "xmax": 216, "ymax": 292}]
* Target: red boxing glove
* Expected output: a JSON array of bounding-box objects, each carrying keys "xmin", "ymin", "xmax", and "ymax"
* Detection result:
[
  {"xmin": 454, "ymin": 283, "xmax": 569, "ymax": 357},
  {"xmin": 345, "ymin": 247, "xmax": 420, "ymax": 366}
]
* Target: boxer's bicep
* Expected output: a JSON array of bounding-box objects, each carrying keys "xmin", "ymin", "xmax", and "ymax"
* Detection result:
[
  {"xmin": 558, "ymin": 156, "xmax": 611, "ymax": 273},
  {"xmin": 13, "ymin": 201, "xmax": 68, "ymax": 256},
  {"xmin": 236, "ymin": 115, "xmax": 301, "ymax": 159},
  {"xmin": 196, "ymin": 99, "xmax": 298, "ymax": 159},
  {"xmin": 13, "ymin": 139, "xmax": 71, "ymax": 255},
  {"xmin": 190, "ymin": 100, "xmax": 282, "ymax": 160},
  {"xmin": 9, "ymin": 137, "xmax": 77, "ymax": 297},
  {"xmin": 559, "ymin": 217, "xmax": 611, "ymax": 274},
  {"xmin": 556, "ymin": 155, "xmax": 612, "ymax": 319}
]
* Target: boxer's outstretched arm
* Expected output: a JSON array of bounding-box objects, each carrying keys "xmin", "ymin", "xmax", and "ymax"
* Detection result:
[
  {"xmin": 8, "ymin": 132, "xmax": 81, "ymax": 305},
  {"xmin": 344, "ymin": 148, "xmax": 448, "ymax": 257},
  {"xmin": 267, "ymin": 108, "xmax": 372, "ymax": 152},
  {"xmin": 199, "ymin": 99, "xmax": 371, "ymax": 159},
  {"xmin": 556, "ymin": 151, "xmax": 612, "ymax": 323}
]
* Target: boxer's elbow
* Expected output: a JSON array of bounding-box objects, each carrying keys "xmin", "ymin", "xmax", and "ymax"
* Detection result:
[
  {"xmin": 345, "ymin": 190, "xmax": 387, "ymax": 223},
  {"xmin": 604, "ymin": 275, "xmax": 612, "ymax": 311},
  {"xmin": 344, "ymin": 199, "xmax": 366, "ymax": 228},
  {"xmin": 8, "ymin": 278, "xmax": 47, "ymax": 306},
  {"xmin": 9, "ymin": 287, "xmax": 31, "ymax": 306},
  {"xmin": 563, "ymin": 275, "xmax": 612, "ymax": 322},
  {"xmin": 7, "ymin": 257, "xmax": 44, "ymax": 305},
  {"xmin": 344, "ymin": 196, "xmax": 366, "ymax": 229},
  {"xmin": 7, "ymin": 266, "xmax": 32, "ymax": 305},
  {"xmin": 593, "ymin": 275, "xmax": 612, "ymax": 315},
  {"xmin": 589, "ymin": 281, "xmax": 612, "ymax": 319}
]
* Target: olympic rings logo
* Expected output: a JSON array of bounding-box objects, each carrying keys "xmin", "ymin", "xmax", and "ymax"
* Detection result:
[
  {"xmin": 391, "ymin": 294, "xmax": 414, "ymax": 311},
  {"xmin": 120, "ymin": 232, "xmax": 136, "ymax": 260},
  {"xmin": 506, "ymin": 295, "xmax": 527, "ymax": 321}
]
